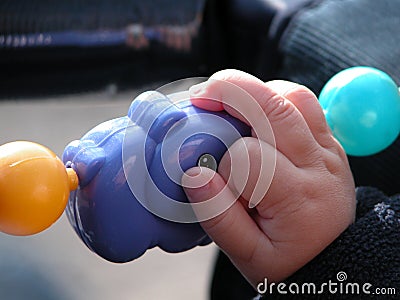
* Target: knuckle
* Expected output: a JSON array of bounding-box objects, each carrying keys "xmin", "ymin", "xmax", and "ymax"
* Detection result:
[
  {"xmin": 261, "ymin": 93, "xmax": 297, "ymax": 124},
  {"xmin": 322, "ymin": 149, "xmax": 349, "ymax": 177}
]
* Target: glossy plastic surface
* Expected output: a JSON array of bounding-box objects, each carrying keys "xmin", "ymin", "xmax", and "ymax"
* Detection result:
[
  {"xmin": 0, "ymin": 141, "xmax": 77, "ymax": 235},
  {"xmin": 62, "ymin": 91, "xmax": 251, "ymax": 263},
  {"xmin": 319, "ymin": 66, "xmax": 400, "ymax": 156}
]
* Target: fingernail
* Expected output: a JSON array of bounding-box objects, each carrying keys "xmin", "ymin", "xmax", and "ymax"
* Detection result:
[
  {"xmin": 184, "ymin": 167, "xmax": 202, "ymax": 178},
  {"xmin": 248, "ymin": 200, "xmax": 257, "ymax": 209},
  {"xmin": 189, "ymin": 81, "xmax": 208, "ymax": 96},
  {"xmin": 182, "ymin": 168, "xmax": 213, "ymax": 203}
]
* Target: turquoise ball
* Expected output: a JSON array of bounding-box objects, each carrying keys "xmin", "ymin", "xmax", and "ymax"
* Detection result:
[{"xmin": 319, "ymin": 66, "xmax": 400, "ymax": 156}]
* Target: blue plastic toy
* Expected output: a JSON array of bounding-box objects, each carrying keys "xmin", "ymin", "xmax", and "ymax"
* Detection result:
[
  {"xmin": 62, "ymin": 90, "xmax": 251, "ymax": 262},
  {"xmin": 319, "ymin": 66, "xmax": 400, "ymax": 156}
]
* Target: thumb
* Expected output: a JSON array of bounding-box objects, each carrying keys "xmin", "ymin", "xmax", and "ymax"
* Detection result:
[{"xmin": 182, "ymin": 167, "xmax": 266, "ymax": 263}]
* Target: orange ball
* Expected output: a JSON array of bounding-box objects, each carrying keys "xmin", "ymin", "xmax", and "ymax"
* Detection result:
[{"xmin": 0, "ymin": 141, "xmax": 78, "ymax": 235}]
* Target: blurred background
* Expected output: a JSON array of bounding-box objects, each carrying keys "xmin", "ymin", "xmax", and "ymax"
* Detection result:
[{"xmin": 0, "ymin": 0, "xmax": 290, "ymax": 98}]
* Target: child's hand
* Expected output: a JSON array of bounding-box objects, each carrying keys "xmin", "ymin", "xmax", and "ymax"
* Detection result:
[{"xmin": 182, "ymin": 69, "xmax": 356, "ymax": 287}]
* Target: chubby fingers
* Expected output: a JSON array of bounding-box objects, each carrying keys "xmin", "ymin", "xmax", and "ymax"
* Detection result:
[
  {"xmin": 189, "ymin": 69, "xmax": 328, "ymax": 167},
  {"xmin": 180, "ymin": 137, "xmax": 276, "ymax": 260},
  {"xmin": 182, "ymin": 165, "xmax": 277, "ymax": 286},
  {"xmin": 181, "ymin": 137, "xmax": 304, "ymax": 284},
  {"xmin": 182, "ymin": 166, "xmax": 269, "ymax": 262},
  {"xmin": 217, "ymin": 137, "xmax": 303, "ymax": 219}
]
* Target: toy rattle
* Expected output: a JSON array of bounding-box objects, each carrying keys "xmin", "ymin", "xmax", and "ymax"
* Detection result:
[{"xmin": 0, "ymin": 66, "xmax": 399, "ymax": 263}]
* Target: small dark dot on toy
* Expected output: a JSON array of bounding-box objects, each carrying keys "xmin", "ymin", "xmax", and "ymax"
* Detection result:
[{"xmin": 198, "ymin": 153, "xmax": 217, "ymax": 171}]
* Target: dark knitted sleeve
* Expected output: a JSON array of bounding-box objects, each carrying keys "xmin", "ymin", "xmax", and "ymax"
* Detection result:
[
  {"xmin": 258, "ymin": 187, "xmax": 400, "ymax": 299},
  {"xmin": 276, "ymin": 0, "xmax": 400, "ymax": 197}
]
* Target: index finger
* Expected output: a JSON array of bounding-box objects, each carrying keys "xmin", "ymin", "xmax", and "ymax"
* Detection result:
[
  {"xmin": 190, "ymin": 70, "xmax": 275, "ymax": 146},
  {"xmin": 189, "ymin": 69, "xmax": 322, "ymax": 168}
]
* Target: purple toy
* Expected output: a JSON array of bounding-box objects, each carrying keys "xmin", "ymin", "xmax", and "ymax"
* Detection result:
[{"xmin": 62, "ymin": 89, "xmax": 250, "ymax": 262}]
